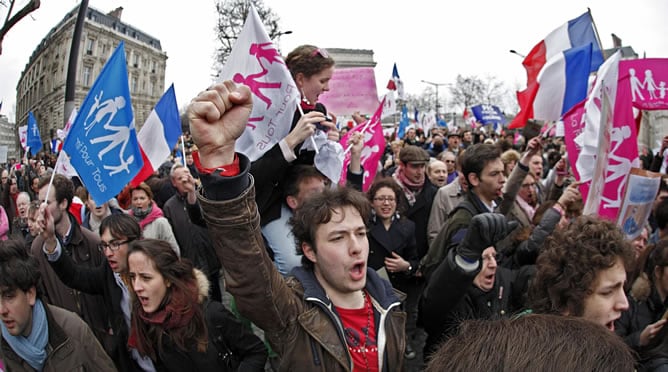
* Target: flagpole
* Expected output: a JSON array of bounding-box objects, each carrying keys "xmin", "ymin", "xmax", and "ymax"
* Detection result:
[
  {"xmin": 296, "ymin": 104, "xmax": 319, "ymax": 154},
  {"xmin": 181, "ymin": 135, "xmax": 186, "ymax": 166},
  {"xmin": 43, "ymin": 154, "xmax": 61, "ymax": 207},
  {"xmin": 587, "ymin": 8, "xmax": 605, "ymax": 59}
]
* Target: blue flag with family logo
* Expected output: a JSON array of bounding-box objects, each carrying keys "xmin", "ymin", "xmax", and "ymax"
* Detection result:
[
  {"xmin": 27, "ymin": 111, "xmax": 42, "ymax": 156},
  {"xmin": 470, "ymin": 104, "xmax": 507, "ymax": 125},
  {"xmin": 62, "ymin": 41, "xmax": 143, "ymax": 205}
]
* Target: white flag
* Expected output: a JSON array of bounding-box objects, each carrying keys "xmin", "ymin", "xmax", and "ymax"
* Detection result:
[{"xmin": 218, "ymin": 5, "xmax": 299, "ymax": 161}]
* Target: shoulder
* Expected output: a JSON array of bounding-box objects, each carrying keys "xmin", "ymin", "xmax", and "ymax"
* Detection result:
[{"xmin": 49, "ymin": 305, "xmax": 89, "ymax": 334}]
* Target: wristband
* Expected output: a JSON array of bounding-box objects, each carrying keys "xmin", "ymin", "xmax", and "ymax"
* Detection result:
[
  {"xmin": 552, "ymin": 202, "xmax": 566, "ymax": 217},
  {"xmin": 192, "ymin": 151, "xmax": 240, "ymax": 177}
]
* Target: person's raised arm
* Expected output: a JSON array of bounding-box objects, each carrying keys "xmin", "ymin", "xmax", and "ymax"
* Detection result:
[{"xmin": 188, "ymin": 81, "xmax": 253, "ymax": 169}]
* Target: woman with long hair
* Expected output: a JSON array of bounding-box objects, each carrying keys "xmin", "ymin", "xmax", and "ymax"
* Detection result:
[{"xmin": 127, "ymin": 239, "xmax": 267, "ymax": 371}]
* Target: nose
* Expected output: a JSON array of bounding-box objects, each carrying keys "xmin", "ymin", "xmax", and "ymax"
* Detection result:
[
  {"xmin": 615, "ymin": 288, "xmax": 629, "ymax": 311},
  {"xmin": 349, "ymin": 235, "xmax": 365, "ymax": 256}
]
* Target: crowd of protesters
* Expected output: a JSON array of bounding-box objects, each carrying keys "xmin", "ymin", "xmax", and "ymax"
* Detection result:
[{"xmin": 1, "ymin": 44, "xmax": 668, "ymax": 372}]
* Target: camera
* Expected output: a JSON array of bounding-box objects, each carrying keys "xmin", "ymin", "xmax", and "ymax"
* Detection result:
[{"xmin": 315, "ymin": 115, "xmax": 332, "ymax": 132}]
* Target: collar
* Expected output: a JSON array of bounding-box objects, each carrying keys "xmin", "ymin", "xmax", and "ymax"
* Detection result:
[{"xmin": 291, "ymin": 267, "xmax": 400, "ymax": 311}]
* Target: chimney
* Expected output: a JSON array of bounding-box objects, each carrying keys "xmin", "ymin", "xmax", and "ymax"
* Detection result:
[
  {"xmin": 611, "ymin": 33, "xmax": 622, "ymax": 48},
  {"xmin": 108, "ymin": 7, "xmax": 124, "ymax": 20}
]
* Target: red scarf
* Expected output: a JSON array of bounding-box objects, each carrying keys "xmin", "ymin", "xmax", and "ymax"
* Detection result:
[{"xmin": 127, "ymin": 281, "xmax": 198, "ymax": 349}]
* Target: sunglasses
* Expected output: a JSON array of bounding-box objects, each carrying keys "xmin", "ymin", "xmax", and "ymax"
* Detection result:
[{"xmin": 310, "ymin": 48, "xmax": 329, "ymax": 58}]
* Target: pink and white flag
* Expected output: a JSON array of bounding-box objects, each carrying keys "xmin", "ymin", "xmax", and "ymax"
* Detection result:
[
  {"xmin": 218, "ymin": 4, "xmax": 299, "ymax": 161},
  {"xmin": 624, "ymin": 58, "xmax": 668, "ymax": 111},
  {"xmin": 54, "ymin": 109, "xmax": 80, "ymax": 178},
  {"xmin": 339, "ymin": 98, "xmax": 386, "ymax": 191},
  {"xmin": 563, "ymin": 51, "xmax": 641, "ymax": 220},
  {"xmin": 18, "ymin": 125, "xmax": 27, "ymax": 150}
]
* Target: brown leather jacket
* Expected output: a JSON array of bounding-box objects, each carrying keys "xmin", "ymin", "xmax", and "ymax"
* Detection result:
[
  {"xmin": 197, "ymin": 161, "xmax": 406, "ymax": 372},
  {"xmin": 0, "ymin": 303, "xmax": 116, "ymax": 372}
]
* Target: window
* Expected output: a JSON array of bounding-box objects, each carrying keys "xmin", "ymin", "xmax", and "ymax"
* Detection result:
[
  {"xmin": 83, "ymin": 66, "xmax": 92, "ymax": 86},
  {"xmin": 148, "ymin": 81, "xmax": 154, "ymax": 96},
  {"xmin": 131, "ymin": 76, "xmax": 138, "ymax": 92},
  {"xmin": 86, "ymin": 38, "xmax": 94, "ymax": 55}
]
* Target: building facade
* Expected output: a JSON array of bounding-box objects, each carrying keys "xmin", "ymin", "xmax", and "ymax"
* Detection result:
[
  {"xmin": 15, "ymin": 6, "xmax": 167, "ymax": 155},
  {"xmin": 0, "ymin": 114, "xmax": 18, "ymax": 161}
]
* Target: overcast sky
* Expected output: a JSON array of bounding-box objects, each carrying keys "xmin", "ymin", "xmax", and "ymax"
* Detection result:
[{"xmin": 1, "ymin": 0, "xmax": 667, "ymax": 121}]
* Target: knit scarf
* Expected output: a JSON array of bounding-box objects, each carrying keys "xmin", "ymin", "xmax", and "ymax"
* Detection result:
[
  {"xmin": 1, "ymin": 299, "xmax": 48, "ymax": 371},
  {"xmin": 130, "ymin": 201, "xmax": 164, "ymax": 230},
  {"xmin": 393, "ymin": 166, "xmax": 424, "ymax": 207},
  {"xmin": 127, "ymin": 281, "xmax": 198, "ymax": 350}
]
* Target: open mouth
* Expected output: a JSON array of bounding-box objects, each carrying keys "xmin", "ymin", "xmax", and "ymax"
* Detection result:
[
  {"xmin": 606, "ymin": 321, "xmax": 615, "ymax": 331},
  {"xmin": 350, "ymin": 262, "xmax": 366, "ymax": 280}
]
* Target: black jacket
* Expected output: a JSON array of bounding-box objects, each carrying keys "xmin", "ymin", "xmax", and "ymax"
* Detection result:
[
  {"xmin": 420, "ymin": 249, "xmax": 533, "ymax": 356},
  {"xmin": 400, "ymin": 178, "xmax": 438, "ymax": 259},
  {"xmin": 154, "ymin": 300, "xmax": 267, "ymax": 372},
  {"xmin": 48, "ymin": 247, "xmax": 142, "ymax": 372},
  {"xmin": 367, "ymin": 215, "xmax": 419, "ymax": 290}
]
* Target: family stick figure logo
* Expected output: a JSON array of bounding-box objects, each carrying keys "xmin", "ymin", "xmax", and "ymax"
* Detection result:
[
  {"xmin": 629, "ymin": 68, "xmax": 667, "ymax": 101},
  {"xmin": 233, "ymin": 42, "xmax": 285, "ymax": 130},
  {"xmin": 82, "ymin": 89, "xmax": 136, "ymax": 176}
]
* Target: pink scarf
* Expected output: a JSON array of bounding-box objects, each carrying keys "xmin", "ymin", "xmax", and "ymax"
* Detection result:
[{"xmin": 393, "ymin": 166, "xmax": 424, "ymax": 207}]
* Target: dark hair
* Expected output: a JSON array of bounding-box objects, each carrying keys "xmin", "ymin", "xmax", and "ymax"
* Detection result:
[
  {"xmin": 128, "ymin": 239, "xmax": 207, "ymax": 359},
  {"xmin": 529, "ymin": 216, "xmax": 634, "ymax": 316},
  {"xmin": 100, "ymin": 213, "xmax": 141, "ymax": 242},
  {"xmin": 425, "ymin": 314, "xmax": 635, "ymax": 372},
  {"xmin": 37, "ymin": 173, "xmax": 73, "ymax": 209},
  {"xmin": 290, "ymin": 186, "xmax": 370, "ymax": 270},
  {"xmin": 655, "ymin": 197, "xmax": 668, "ymax": 230},
  {"xmin": 285, "ymin": 45, "xmax": 335, "ymax": 80},
  {"xmin": 367, "ymin": 177, "xmax": 405, "ymax": 215},
  {"xmin": 284, "ymin": 165, "xmax": 326, "ymax": 199},
  {"xmin": 0, "ymin": 240, "xmax": 41, "ymax": 296},
  {"xmin": 460, "ymin": 143, "xmax": 501, "ymax": 188}
]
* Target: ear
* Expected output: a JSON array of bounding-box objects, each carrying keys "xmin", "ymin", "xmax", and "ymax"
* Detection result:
[
  {"xmin": 286, "ymin": 195, "xmax": 299, "ymax": 210},
  {"xmin": 165, "ymin": 279, "xmax": 171, "ymax": 288},
  {"xmin": 27, "ymin": 287, "xmax": 36, "ymax": 306},
  {"xmin": 302, "ymin": 242, "xmax": 316, "ymax": 264},
  {"xmin": 58, "ymin": 198, "xmax": 69, "ymax": 212},
  {"xmin": 294, "ymin": 72, "xmax": 305, "ymax": 88},
  {"xmin": 468, "ymin": 172, "xmax": 480, "ymax": 188}
]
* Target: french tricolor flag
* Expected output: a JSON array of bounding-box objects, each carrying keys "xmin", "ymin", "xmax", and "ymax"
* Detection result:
[
  {"xmin": 528, "ymin": 43, "xmax": 593, "ymax": 122},
  {"xmin": 510, "ymin": 11, "xmax": 603, "ymax": 128},
  {"xmin": 130, "ymin": 84, "xmax": 182, "ymax": 187}
]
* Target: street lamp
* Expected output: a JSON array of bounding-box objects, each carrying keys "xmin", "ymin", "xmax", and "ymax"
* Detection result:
[
  {"xmin": 421, "ymin": 80, "xmax": 448, "ymax": 116},
  {"xmin": 509, "ymin": 49, "xmax": 526, "ymax": 59},
  {"xmin": 272, "ymin": 30, "xmax": 293, "ymax": 40}
]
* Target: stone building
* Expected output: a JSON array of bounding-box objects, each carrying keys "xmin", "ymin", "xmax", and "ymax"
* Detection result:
[
  {"xmin": 15, "ymin": 5, "xmax": 167, "ymax": 154},
  {"xmin": 0, "ymin": 114, "xmax": 18, "ymax": 161}
]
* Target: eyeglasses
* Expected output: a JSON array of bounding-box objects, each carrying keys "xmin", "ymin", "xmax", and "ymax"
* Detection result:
[
  {"xmin": 521, "ymin": 183, "xmax": 536, "ymax": 189},
  {"xmin": 98, "ymin": 239, "xmax": 132, "ymax": 252},
  {"xmin": 373, "ymin": 196, "xmax": 396, "ymax": 203},
  {"xmin": 444, "ymin": 160, "xmax": 455, "ymax": 163},
  {"xmin": 311, "ymin": 48, "xmax": 329, "ymax": 58}
]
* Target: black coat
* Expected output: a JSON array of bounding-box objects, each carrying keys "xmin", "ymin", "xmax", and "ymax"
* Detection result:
[
  {"xmin": 155, "ymin": 300, "xmax": 267, "ymax": 372},
  {"xmin": 420, "ymin": 249, "xmax": 534, "ymax": 356},
  {"xmin": 48, "ymin": 247, "xmax": 142, "ymax": 372},
  {"xmin": 400, "ymin": 178, "xmax": 438, "ymax": 259},
  {"xmin": 367, "ymin": 215, "xmax": 419, "ymax": 290}
]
